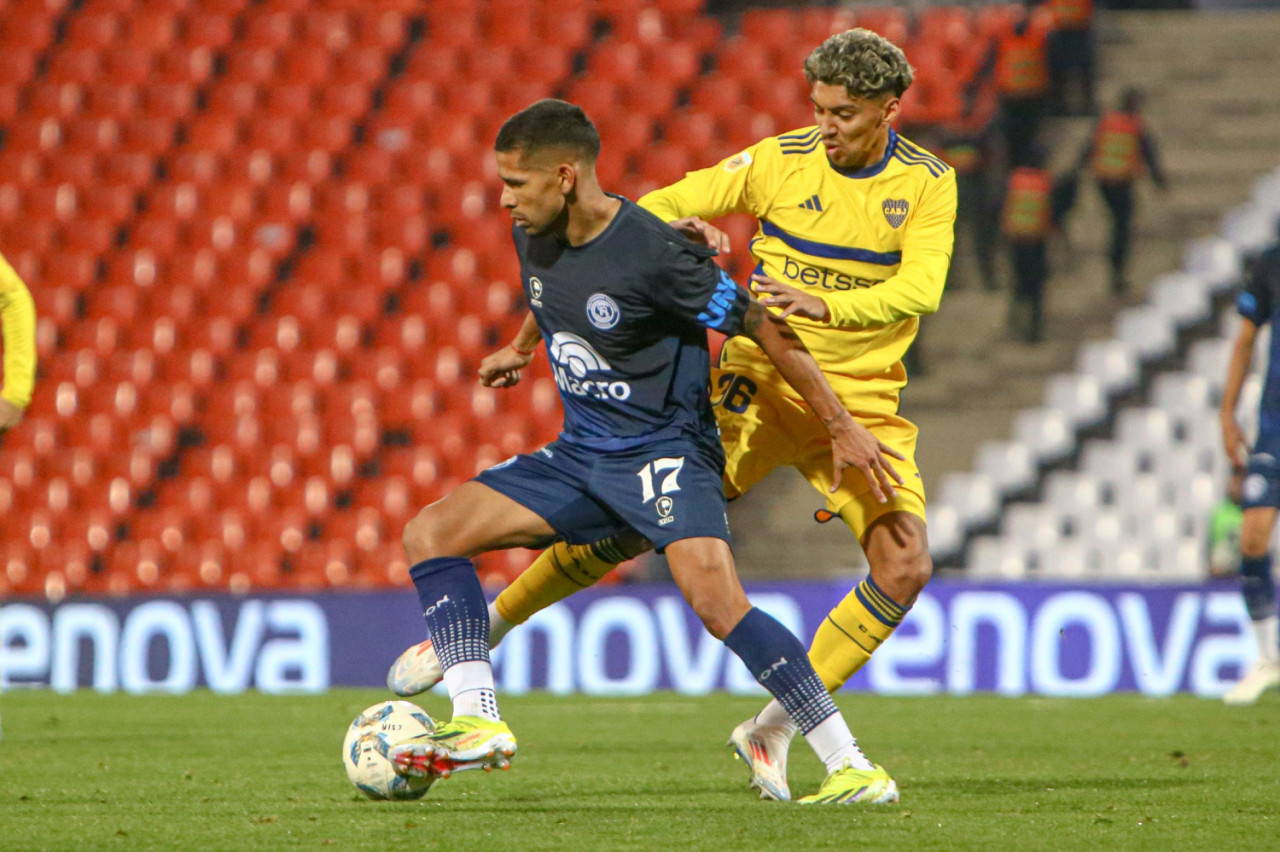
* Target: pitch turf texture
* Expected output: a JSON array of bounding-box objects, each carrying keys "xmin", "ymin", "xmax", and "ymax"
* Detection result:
[{"xmin": 1, "ymin": 692, "xmax": 1277, "ymax": 851}]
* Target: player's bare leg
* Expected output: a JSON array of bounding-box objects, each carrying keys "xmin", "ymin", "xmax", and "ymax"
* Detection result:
[
  {"xmin": 389, "ymin": 482, "xmax": 556, "ymax": 779},
  {"xmin": 1224, "ymin": 506, "xmax": 1280, "ymax": 705}
]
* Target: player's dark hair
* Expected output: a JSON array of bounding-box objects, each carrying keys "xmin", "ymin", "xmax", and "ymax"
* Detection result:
[
  {"xmin": 804, "ymin": 28, "xmax": 914, "ymax": 99},
  {"xmin": 494, "ymin": 99, "xmax": 601, "ymax": 163}
]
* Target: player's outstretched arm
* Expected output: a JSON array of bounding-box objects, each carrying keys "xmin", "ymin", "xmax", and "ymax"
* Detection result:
[
  {"xmin": 479, "ymin": 312, "xmax": 541, "ymax": 389},
  {"xmin": 1220, "ymin": 317, "xmax": 1258, "ymax": 468},
  {"xmin": 741, "ymin": 301, "xmax": 904, "ymax": 502}
]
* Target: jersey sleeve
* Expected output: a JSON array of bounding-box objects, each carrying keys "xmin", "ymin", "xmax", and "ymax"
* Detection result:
[
  {"xmin": 639, "ymin": 138, "xmax": 780, "ymax": 221},
  {"xmin": 1238, "ymin": 250, "xmax": 1276, "ymax": 326},
  {"xmin": 815, "ymin": 168, "xmax": 958, "ymax": 328},
  {"xmin": 0, "ymin": 252, "xmax": 37, "ymax": 409},
  {"xmin": 654, "ymin": 238, "xmax": 751, "ymax": 336}
]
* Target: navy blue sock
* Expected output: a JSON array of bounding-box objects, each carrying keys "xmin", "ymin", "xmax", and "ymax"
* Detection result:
[
  {"xmin": 723, "ymin": 607, "xmax": 838, "ymax": 735},
  {"xmin": 409, "ymin": 557, "xmax": 490, "ymax": 670},
  {"xmin": 1241, "ymin": 555, "xmax": 1276, "ymax": 621}
]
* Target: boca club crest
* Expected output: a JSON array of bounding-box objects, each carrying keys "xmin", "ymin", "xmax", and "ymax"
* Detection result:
[{"xmin": 882, "ymin": 198, "xmax": 909, "ymax": 229}]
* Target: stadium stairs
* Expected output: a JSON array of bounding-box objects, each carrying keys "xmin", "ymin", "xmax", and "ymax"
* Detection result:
[{"xmin": 730, "ymin": 9, "xmax": 1280, "ymax": 579}]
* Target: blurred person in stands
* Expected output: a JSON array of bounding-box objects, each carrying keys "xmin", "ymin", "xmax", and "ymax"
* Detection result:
[
  {"xmin": 1001, "ymin": 145, "xmax": 1054, "ymax": 342},
  {"xmin": 1075, "ymin": 87, "xmax": 1167, "ymax": 295},
  {"xmin": 937, "ymin": 121, "xmax": 1001, "ymax": 291},
  {"xmin": 0, "ymin": 250, "xmax": 36, "ymax": 435},
  {"xmin": 995, "ymin": 7, "xmax": 1053, "ymax": 166},
  {"xmin": 1219, "ymin": 219, "xmax": 1280, "ymax": 704},
  {"xmin": 389, "ymin": 28, "xmax": 956, "ymax": 801},
  {"xmin": 1043, "ymin": 0, "xmax": 1096, "ymax": 115},
  {"xmin": 1207, "ymin": 468, "xmax": 1244, "ymax": 579}
]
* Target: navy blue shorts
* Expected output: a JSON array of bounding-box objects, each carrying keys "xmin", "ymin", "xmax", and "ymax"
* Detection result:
[
  {"xmin": 473, "ymin": 436, "xmax": 731, "ymax": 552},
  {"xmin": 1243, "ymin": 430, "xmax": 1280, "ymax": 510}
]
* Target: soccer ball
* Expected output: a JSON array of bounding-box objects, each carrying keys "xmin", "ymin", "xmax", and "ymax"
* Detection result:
[{"xmin": 342, "ymin": 700, "xmax": 436, "ymax": 800}]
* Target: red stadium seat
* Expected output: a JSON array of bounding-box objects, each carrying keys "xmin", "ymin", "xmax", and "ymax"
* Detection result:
[
  {"xmin": 206, "ymin": 81, "xmax": 259, "ymax": 117},
  {"xmin": 104, "ymin": 51, "xmax": 153, "ymax": 86},
  {"xmin": 145, "ymin": 83, "xmax": 196, "ymax": 120},
  {"xmin": 0, "ymin": 150, "xmax": 42, "ymax": 187},
  {"xmin": 60, "ymin": 218, "xmax": 117, "ymax": 255},
  {"xmin": 0, "ymin": 48, "xmax": 39, "ymax": 86},
  {"xmin": 66, "ymin": 11, "xmax": 118, "ymax": 50},
  {"xmin": 42, "ymin": 252, "xmax": 98, "ymax": 290},
  {"xmin": 280, "ymin": 47, "xmax": 332, "ymax": 85},
  {"xmin": 334, "ymin": 46, "xmax": 386, "ymax": 85},
  {"xmin": 296, "ymin": 115, "xmax": 351, "ymax": 152},
  {"xmin": 46, "ymin": 49, "xmax": 100, "ymax": 84},
  {"xmin": 243, "ymin": 11, "xmax": 294, "ymax": 48},
  {"xmin": 104, "ymin": 151, "xmax": 154, "ymax": 186},
  {"xmin": 155, "ymin": 45, "xmax": 213, "ymax": 86},
  {"xmin": 46, "ymin": 151, "xmax": 97, "ymax": 186},
  {"xmin": 120, "ymin": 117, "xmax": 175, "ymax": 155},
  {"xmin": 183, "ymin": 11, "xmax": 235, "ymax": 49}
]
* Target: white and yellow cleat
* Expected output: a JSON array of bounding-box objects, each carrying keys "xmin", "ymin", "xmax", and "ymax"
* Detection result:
[
  {"xmin": 389, "ymin": 716, "xmax": 517, "ymax": 779},
  {"xmin": 798, "ymin": 761, "xmax": 899, "ymax": 805},
  {"xmin": 1222, "ymin": 661, "xmax": 1280, "ymax": 706},
  {"xmin": 727, "ymin": 718, "xmax": 792, "ymax": 802},
  {"xmin": 386, "ymin": 639, "xmax": 444, "ymax": 697}
]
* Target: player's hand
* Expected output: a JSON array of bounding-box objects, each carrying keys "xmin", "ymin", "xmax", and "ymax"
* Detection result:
[
  {"xmin": 479, "ymin": 344, "xmax": 534, "ymax": 389},
  {"xmin": 751, "ymin": 275, "xmax": 831, "ymax": 323},
  {"xmin": 0, "ymin": 398, "xmax": 23, "ymax": 433},
  {"xmin": 1221, "ymin": 414, "xmax": 1249, "ymax": 469},
  {"xmin": 668, "ymin": 216, "xmax": 730, "ymax": 254},
  {"xmin": 825, "ymin": 414, "xmax": 905, "ymax": 503}
]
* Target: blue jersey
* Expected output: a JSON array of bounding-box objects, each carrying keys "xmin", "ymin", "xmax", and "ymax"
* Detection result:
[
  {"xmin": 1237, "ymin": 243, "xmax": 1280, "ymax": 432},
  {"xmin": 514, "ymin": 197, "xmax": 751, "ymax": 451}
]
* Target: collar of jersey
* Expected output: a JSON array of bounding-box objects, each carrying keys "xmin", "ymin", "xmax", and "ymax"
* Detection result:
[
  {"xmin": 559, "ymin": 193, "xmax": 630, "ymax": 251},
  {"xmin": 830, "ymin": 128, "xmax": 897, "ymax": 180}
]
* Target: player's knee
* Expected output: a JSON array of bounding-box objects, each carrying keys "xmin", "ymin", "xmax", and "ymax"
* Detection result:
[
  {"xmin": 402, "ymin": 507, "xmax": 454, "ymax": 563},
  {"xmin": 1240, "ymin": 534, "xmax": 1271, "ymax": 560},
  {"xmin": 872, "ymin": 543, "xmax": 933, "ymax": 606},
  {"xmin": 1240, "ymin": 521, "xmax": 1273, "ymax": 559},
  {"xmin": 673, "ymin": 559, "xmax": 748, "ymax": 639}
]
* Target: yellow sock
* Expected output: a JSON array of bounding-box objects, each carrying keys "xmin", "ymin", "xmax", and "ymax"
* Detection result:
[
  {"xmin": 809, "ymin": 577, "xmax": 908, "ymax": 692},
  {"xmin": 494, "ymin": 539, "xmax": 623, "ymax": 624}
]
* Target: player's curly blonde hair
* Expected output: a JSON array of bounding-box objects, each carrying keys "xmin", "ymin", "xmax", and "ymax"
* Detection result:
[{"xmin": 803, "ymin": 28, "xmax": 914, "ymax": 100}]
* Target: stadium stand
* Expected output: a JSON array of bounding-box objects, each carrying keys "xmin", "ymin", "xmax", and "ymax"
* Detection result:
[{"xmin": 2, "ymin": 1, "xmax": 1278, "ymax": 598}]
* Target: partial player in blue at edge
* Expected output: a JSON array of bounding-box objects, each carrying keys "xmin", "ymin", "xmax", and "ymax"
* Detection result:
[
  {"xmin": 386, "ymin": 98, "xmax": 905, "ymax": 804},
  {"xmin": 1220, "ymin": 218, "xmax": 1280, "ymax": 705}
]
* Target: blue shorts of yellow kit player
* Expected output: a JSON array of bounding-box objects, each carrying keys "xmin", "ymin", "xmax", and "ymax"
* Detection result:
[{"xmin": 710, "ymin": 356, "xmax": 925, "ymax": 542}]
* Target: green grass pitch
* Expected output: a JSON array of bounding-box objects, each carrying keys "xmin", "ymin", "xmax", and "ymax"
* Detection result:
[{"xmin": 1, "ymin": 690, "xmax": 1277, "ymax": 851}]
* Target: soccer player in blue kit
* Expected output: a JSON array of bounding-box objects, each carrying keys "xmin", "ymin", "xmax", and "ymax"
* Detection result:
[
  {"xmin": 1220, "ymin": 220, "xmax": 1280, "ymax": 704},
  {"xmin": 387, "ymin": 99, "xmax": 904, "ymax": 804}
]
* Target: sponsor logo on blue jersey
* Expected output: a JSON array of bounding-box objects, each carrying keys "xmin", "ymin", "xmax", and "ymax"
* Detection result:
[
  {"xmin": 549, "ymin": 331, "xmax": 632, "ymax": 401},
  {"xmin": 696, "ymin": 270, "xmax": 740, "ymax": 329}
]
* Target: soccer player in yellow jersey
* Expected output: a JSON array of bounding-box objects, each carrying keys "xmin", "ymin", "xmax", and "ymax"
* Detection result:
[
  {"xmin": 389, "ymin": 29, "xmax": 956, "ymax": 801},
  {"xmin": 0, "ymin": 250, "xmax": 36, "ymax": 433},
  {"xmin": 0, "ymin": 249, "xmax": 35, "ymax": 740}
]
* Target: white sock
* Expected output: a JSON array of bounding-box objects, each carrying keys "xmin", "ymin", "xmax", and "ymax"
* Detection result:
[
  {"xmin": 488, "ymin": 602, "xmax": 515, "ymax": 648},
  {"xmin": 803, "ymin": 713, "xmax": 874, "ymax": 774},
  {"xmin": 754, "ymin": 700, "xmax": 798, "ymax": 738},
  {"xmin": 442, "ymin": 660, "xmax": 501, "ymax": 721},
  {"xmin": 1254, "ymin": 615, "xmax": 1280, "ymax": 665}
]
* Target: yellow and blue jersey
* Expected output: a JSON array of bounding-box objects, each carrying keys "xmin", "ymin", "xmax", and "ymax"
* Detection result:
[
  {"xmin": 0, "ymin": 250, "xmax": 36, "ymax": 409},
  {"xmin": 640, "ymin": 126, "xmax": 956, "ymax": 409}
]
